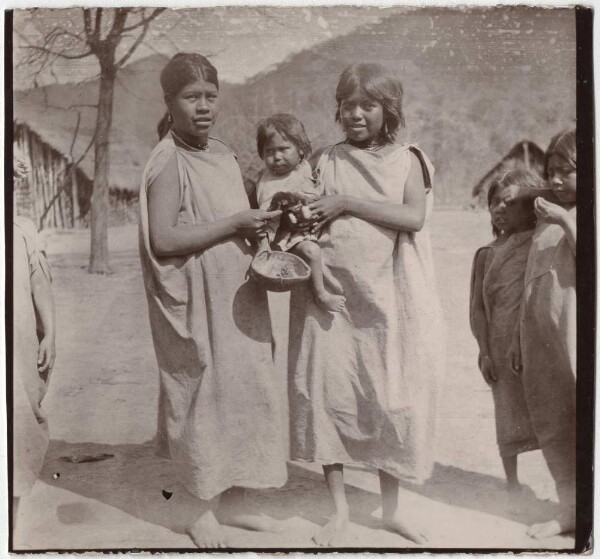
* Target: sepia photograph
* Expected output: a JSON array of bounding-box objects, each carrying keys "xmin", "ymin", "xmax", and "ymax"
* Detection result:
[{"xmin": 4, "ymin": 2, "xmax": 594, "ymax": 553}]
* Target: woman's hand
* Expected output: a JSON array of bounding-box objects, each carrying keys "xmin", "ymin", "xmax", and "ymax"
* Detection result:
[
  {"xmin": 507, "ymin": 338, "xmax": 522, "ymax": 376},
  {"xmin": 534, "ymin": 197, "xmax": 569, "ymax": 226},
  {"xmin": 234, "ymin": 209, "xmax": 281, "ymax": 238},
  {"xmin": 38, "ymin": 335, "xmax": 56, "ymax": 375},
  {"xmin": 479, "ymin": 354, "xmax": 497, "ymax": 385},
  {"xmin": 308, "ymin": 195, "xmax": 349, "ymax": 233}
]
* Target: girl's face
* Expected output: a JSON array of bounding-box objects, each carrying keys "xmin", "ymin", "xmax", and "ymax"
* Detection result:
[
  {"xmin": 262, "ymin": 131, "xmax": 302, "ymax": 175},
  {"xmin": 339, "ymin": 89, "xmax": 384, "ymax": 144},
  {"xmin": 547, "ymin": 154, "xmax": 576, "ymax": 204},
  {"xmin": 167, "ymin": 79, "xmax": 219, "ymax": 145},
  {"xmin": 490, "ymin": 185, "xmax": 533, "ymax": 234}
]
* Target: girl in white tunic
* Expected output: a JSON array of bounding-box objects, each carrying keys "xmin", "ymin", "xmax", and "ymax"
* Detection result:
[
  {"xmin": 139, "ymin": 53, "xmax": 286, "ymax": 548},
  {"xmin": 288, "ymin": 63, "xmax": 445, "ymax": 546}
]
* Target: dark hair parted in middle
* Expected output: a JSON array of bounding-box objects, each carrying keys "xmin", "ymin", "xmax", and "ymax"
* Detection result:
[
  {"xmin": 487, "ymin": 169, "xmax": 542, "ymax": 237},
  {"xmin": 335, "ymin": 63, "xmax": 405, "ymax": 144},
  {"xmin": 160, "ymin": 52, "xmax": 219, "ymax": 98},
  {"xmin": 256, "ymin": 113, "xmax": 312, "ymax": 160},
  {"xmin": 157, "ymin": 53, "xmax": 219, "ymax": 140}
]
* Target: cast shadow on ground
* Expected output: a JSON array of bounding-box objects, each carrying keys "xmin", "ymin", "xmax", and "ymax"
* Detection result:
[{"xmin": 40, "ymin": 439, "xmax": 559, "ymax": 547}]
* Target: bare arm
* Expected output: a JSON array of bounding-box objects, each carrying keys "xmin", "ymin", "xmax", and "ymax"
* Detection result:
[
  {"xmin": 534, "ymin": 197, "xmax": 576, "ymax": 255},
  {"xmin": 309, "ymin": 151, "xmax": 427, "ymax": 233},
  {"xmin": 558, "ymin": 212, "xmax": 576, "ymax": 255},
  {"xmin": 148, "ymin": 155, "xmax": 280, "ymax": 257},
  {"xmin": 470, "ymin": 250, "xmax": 491, "ymax": 358},
  {"xmin": 470, "ymin": 249, "xmax": 497, "ymax": 384},
  {"xmin": 30, "ymin": 265, "xmax": 55, "ymax": 374}
]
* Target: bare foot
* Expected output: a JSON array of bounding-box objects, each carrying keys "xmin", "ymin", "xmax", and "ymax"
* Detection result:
[
  {"xmin": 507, "ymin": 481, "xmax": 524, "ymax": 496},
  {"xmin": 186, "ymin": 509, "xmax": 227, "ymax": 548},
  {"xmin": 218, "ymin": 488, "xmax": 285, "ymax": 533},
  {"xmin": 313, "ymin": 507, "xmax": 350, "ymax": 547},
  {"xmin": 527, "ymin": 508, "xmax": 576, "ymax": 539},
  {"xmin": 315, "ymin": 291, "xmax": 346, "ymax": 313},
  {"xmin": 383, "ymin": 513, "xmax": 429, "ymax": 545},
  {"xmin": 219, "ymin": 509, "xmax": 285, "ymax": 533}
]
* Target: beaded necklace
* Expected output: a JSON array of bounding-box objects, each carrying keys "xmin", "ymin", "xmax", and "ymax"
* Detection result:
[
  {"xmin": 345, "ymin": 138, "xmax": 386, "ymax": 152},
  {"xmin": 171, "ymin": 128, "xmax": 209, "ymax": 152}
]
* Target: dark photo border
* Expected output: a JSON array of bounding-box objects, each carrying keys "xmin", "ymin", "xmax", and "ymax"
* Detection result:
[{"xmin": 3, "ymin": 5, "xmax": 595, "ymax": 554}]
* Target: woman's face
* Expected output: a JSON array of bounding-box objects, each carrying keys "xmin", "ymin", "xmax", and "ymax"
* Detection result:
[
  {"xmin": 490, "ymin": 185, "xmax": 533, "ymax": 234},
  {"xmin": 262, "ymin": 131, "xmax": 302, "ymax": 175},
  {"xmin": 339, "ymin": 89, "xmax": 384, "ymax": 144},
  {"xmin": 547, "ymin": 154, "xmax": 576, "ymax": 204},
  {"xmin": 167, "ymin": 78, "xmax": 219, "ymax": 145}
]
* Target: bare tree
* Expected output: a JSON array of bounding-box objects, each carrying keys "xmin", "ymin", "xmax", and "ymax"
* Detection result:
[{"xmin": 20, "ymin": 8, "xmax": 165, "ymax": 273}]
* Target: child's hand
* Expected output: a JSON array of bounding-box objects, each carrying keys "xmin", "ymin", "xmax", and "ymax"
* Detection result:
[
  {"xmin": 308, "ymin": 195, "xmax": 348, "ymax": 233},
  {"xmin": 234, "ymin": 209, "xmax": 282, "ymax": 238},
  {"xmin": 534, "ymin": 197, "xmax": 569, "ymax": 226},
  {"xmin": 256, "ymin": 235, "xmax": 272, "ymax": 257},
  {"xmin": 38, "ymin": 335, "xmax": 56, "ymax": 375},
  {"xmin": 507, "ymin": 339, "xmax": 522, "ymax": 376},
  {"xmin": 479, "ymin": 354, "xmax": 497, "ymax": 385},
  {"xmin": 284, "ymin": 208, "xmax": 317, "ymax": 233}
]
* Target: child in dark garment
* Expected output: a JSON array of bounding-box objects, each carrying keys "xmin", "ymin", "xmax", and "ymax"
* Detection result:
[{"xmin": 470, "ymin": 170, "xmax": 542, "ymax": 494}]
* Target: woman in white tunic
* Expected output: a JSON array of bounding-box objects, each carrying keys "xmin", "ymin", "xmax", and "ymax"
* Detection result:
[
  {"xmin": 139, "ymin": 53, "xmax": 286, "ymax": 548},
  {"xmin": 288, "ymin": 63, "xmax": 445, "ymax": 546}
]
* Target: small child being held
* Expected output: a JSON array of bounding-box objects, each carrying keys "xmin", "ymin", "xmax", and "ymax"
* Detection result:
[{"xmin": 255, "ymin": 113, "xmax": 345, "ymax": 312}]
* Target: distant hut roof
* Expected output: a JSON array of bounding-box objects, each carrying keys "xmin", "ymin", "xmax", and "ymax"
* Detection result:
[
  {"xmin": 14, "ymin": 118, "xmax": 89, "ymax": 177},
  {"xmin": 13, "ymin": 120, "xmax": 94, "ymax": 228},
  {"xmin": 471, "ymin": 140, "xmax": 545, "ymax": 200},
  {"xmin": 13, "ymin": 54, "xmax": 169, "ymax": 194}
]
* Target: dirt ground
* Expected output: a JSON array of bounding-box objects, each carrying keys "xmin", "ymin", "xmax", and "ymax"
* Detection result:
[{"xmin": 13, "ymin": 209, "xmax": 575, "ymax": 551}]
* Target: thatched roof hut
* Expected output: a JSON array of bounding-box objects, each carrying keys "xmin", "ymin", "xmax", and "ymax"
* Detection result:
[
  {"xmin": 14, "ymin": 120, "xmax": 93, "ymax": 230},
  {"xmin": 469, "ymin": 141, "xmax": 546, "ymax": 209},
  {"xmin": 13, "ymin": 54, "xmax": 168, "ymax": 199}
]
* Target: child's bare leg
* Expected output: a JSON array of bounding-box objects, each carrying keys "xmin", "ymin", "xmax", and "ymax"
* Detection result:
[
  {"xmin": 379, "ymin": 470, "xmax": 428, "ymax": 544},
  {"xmin": 322, "ymin": 265, "xmax": 344, "ymax": 295},
  {"xmin": 313, "ymin": 464, "xmax": 350, "ymax": 546},
  {"xmin": 502, "ymin": 455, "xmax": 522, "ymax": 493},
  {"xmin": 186, "ymin": 495, "xmax": 227, "ymax": 548},
  {"xmin": 528, "ymin": 440, "xmax": 576, "ymax": 539},
  {"xmin": 293, "ymin": 241, "xmax": 345, "ymax": 313},
  {"xmin": 527, "ymin": 505, "xmax": 576, "ymax": 539},
  {"xmin": 527, "ymin": 477, "xmax": 575, "ymax": 539},
  {"xmin": 218, "ymin": 487, "xmax": 284, "ymax": 532}
]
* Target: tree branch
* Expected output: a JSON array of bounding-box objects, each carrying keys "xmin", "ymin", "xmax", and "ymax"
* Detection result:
[
  {"xmin": 46, "ymin": 26, "xmax": 86, "ymax": 44},
  {"xmin": 37, "ymin": 128, "xmax": 96, "ymax": 230},
  {"xmin": 35, "ymin": 103, "xmax": 98, "ymax": 230},
  {"xmin": 106, "ymin": 8, "xmax": 129, "ymax": 43},
  {"xmin": 69, "ymin": 112, "xmax": 82, "ymax": 157},
  {"xmin": 21, "ymin": 44, "xmax": 93, "ymax": 61},
  {"xmin": 121, "ymin": 8, "xmax": 165, "ymax": 32},
  {"xmin": 115, "ymin": 24, "xmax": 149, "ymax": 68},
  {"xmin": 94, "ymin": 8, "xmax": 103, "ymax": 40},
  {"xmin": 83, "ymin": 8, "xmax": 93, "ymax": 41}
]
